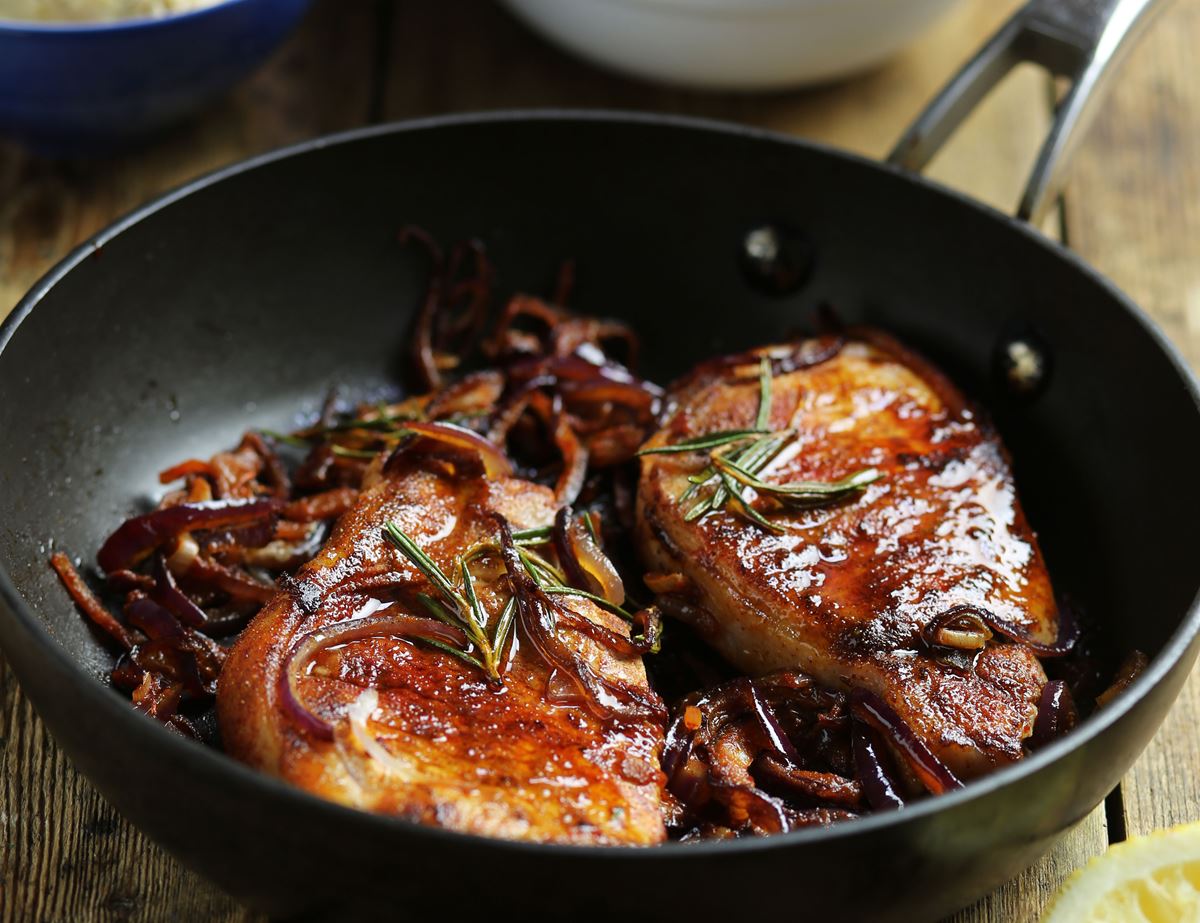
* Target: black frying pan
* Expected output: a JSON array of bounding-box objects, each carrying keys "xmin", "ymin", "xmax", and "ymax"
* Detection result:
[{"xmin": 2, "ymin": 1, "xmax": 1197, "ymax": 920}]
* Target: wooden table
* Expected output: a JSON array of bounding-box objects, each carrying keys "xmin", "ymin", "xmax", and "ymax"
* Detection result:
[{"xmin": 2, "ymin": 1, "xmax": 1197, "ymax": 919}]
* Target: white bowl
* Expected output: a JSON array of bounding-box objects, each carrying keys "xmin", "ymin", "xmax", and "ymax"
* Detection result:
[{"xmin": 501, "ymin": 0, "xmax": 967, "ymax": 90}]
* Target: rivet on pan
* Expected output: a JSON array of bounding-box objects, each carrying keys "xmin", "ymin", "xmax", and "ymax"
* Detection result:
[
  {"xmin": 739, "ymin": 223, "xmax": 814, "ymax": 297},
  {"xmin": 994, "ymin": 327, "xmax": 1053, "ymax": 398}
]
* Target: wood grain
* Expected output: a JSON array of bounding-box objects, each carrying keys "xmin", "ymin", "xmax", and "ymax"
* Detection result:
[
  {"xmin": 0, "ymin": 0, "xmax": 377, "ymax": 319},
  {"xmin": 1063, "ymin": 0, "xmax": 1200, "ymax": 838},
  {"xmin": 0, "ymin": 0, "xmax": 1194, "ymax": 919},
  {"xmin": 0, "ymin": 2, "xmax": 373, "ymax": 920},
  {"xmin": 381, "ymin": 0, "xmax": 1050, "ymax": 214}
]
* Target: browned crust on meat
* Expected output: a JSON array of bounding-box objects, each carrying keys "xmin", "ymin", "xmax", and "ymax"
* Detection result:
[
  {"xmin": 220, "ymin": 463, "xmax": 665, "ymax": 844},
  {"xmin": 637, "ymin": 336, "xmax": 1053, "ymax": 778}
]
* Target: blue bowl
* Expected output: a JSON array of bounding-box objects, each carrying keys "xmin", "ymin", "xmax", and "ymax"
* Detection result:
[{"xmin": 0, "ymin": 0, "xmax": 312, "ymax": 155}]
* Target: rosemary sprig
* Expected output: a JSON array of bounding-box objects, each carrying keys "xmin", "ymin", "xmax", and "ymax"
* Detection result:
[
  {"xmin": 298, "ymin": 410, "xmax": 422, "ymax": 440},
  {"xmin": 649, "ymin": 357, "xmax": 880, "ymax": 532},
  {"xmin": 754, "ymin": 355, "xmax": 772, "ymax": 431},
  {"xmin": 712, "ymin": 454, "xmax": 881, "ymax": 504},
  {"xmin": 637, "ymin": 429, "xmax": 769, "ymax": 456},
  {"xmin": 383, "ymin": 522, "xmax": 503, "ymax": 682},
  {"xmin": 382, "ymin": 513, "xmax": 661, "ymax": 683}
]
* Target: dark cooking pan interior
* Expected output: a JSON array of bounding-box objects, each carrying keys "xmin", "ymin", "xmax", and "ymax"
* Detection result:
[{"xmin": 1, "ymin": 114, "xmax": 1198, "ymax": 921}]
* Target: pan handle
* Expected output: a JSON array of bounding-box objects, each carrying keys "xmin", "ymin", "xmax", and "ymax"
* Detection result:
[{"xmin": 888, "ymin": 0, "xmax": 1174, "ymax": 225}]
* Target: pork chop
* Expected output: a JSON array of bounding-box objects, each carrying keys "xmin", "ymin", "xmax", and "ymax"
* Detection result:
[
  {"xmin": 636, "ymin": 332, "xmax": 1058, "ymax": 780},
  {"xmin": 219, "ymin": 453, "xmax": 666, "ymax": 844}
]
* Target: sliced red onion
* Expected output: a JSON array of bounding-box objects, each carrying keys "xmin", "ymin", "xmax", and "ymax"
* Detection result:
[
  {"xmin": 497, "ymin": 516, "xmax": 666, "ymax": 723},
  {"xmin": 386, "ymin": 421, "xmax": 513, "ymax": 480},
  {"xmin": 149, "ymin": 554, "xmax": 209, "ymax": 628},
  {"xmin": 849, "ymin": 689, "xmax": 962, "ymax": 796},
  {"xmin": 710, "ymin": 781, "xmax": 790, "ymax": 835},
  {"xmin": 1095, "ymin": 650, "xmax": 1150, "ymax": 708},
  {"xmin": 552, "ymin": 507, "xmax": 625, "ymax": 605},
  {"xmin": 398, "ymin": 225, "xmax": 446, "ymax": 391},
  {"xmin": 131, "ymin": 640, "xmax": 207, "ymax": 698},
  {"xmin": 661, "ymin": 711, "xmax": 698, "ymax": 781},
  {"xmin": 97, "ymin": 497, "xmax": 282, "ymax": 573},
  {"xmin": 551, "ymin": 405, "xmax": 589, "ymax": 505},
  {"xmin": 851, "ymin": 722, "xmax": 906, "ymax": 811},
  {"xmin": 49, "ymin": 552, "xmax": 134, "ymax": 650},
  {"xmin": 1029, "ymin": 680, "xmax": 1079, "ymax": 749},
  {"xmin": 748, "ymin": 680, "xmax": 799, "ymax": 762},
  {"xmin": 279, "ymin": 607, "xmax": 468, "ymax": 741},
  {"xmin": 157, "ymin": 458, "xmax": 214, "ymax": 484},
  {"xmin": 124, "ymin": 591, "xmax": 186, "ymax": 642},
  {"xmin": 920, "ymin": 607, "xmax": 993, "ymax": 652},
  {"xmin": 183, "ymin": 557, "xmax": 277, "ymax": 605},
  {"xmin": 752, "ymin": 755, "xmax": 864, "ymax": 809},
  {"xmin": 934, "ymin": 603, "xmax": 1079, "ymax": 658}
]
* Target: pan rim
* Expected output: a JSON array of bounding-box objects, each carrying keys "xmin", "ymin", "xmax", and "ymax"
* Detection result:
[{"xmin": 2, "ymin": 108, "xmax": 1199, "ymax": 860}]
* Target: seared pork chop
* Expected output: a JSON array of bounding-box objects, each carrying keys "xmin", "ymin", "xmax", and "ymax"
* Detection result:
[
  {"xmin": 219, "ymin": 454, "xmax": 666, "ymax": 845},
  {"xmin": 637, "ymin": 332, "xmax": 1059, "ymax": 780}
]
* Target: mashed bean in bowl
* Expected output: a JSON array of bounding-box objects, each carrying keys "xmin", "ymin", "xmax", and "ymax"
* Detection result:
[{"xmin": 0, "ymin": 0, "xmax": 221, "ymax": 22}]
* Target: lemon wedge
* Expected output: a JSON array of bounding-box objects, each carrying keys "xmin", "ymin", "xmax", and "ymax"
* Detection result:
[{"xmin": 1042, "ymin": 821, "xmax": 1200, "ymax": 922}]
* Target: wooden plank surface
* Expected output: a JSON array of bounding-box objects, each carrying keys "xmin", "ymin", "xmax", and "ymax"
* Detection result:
[
  {"xmin": 0, "ymin": 4, "xmax": 375, "ymax": 922},
  {"xmin": 1064, "ymin": 0, "xmax": 1200, "ymax": 840},
  {"xmin": 0, "ymin": 0, "xmax": 1193, "ymax": 919}
]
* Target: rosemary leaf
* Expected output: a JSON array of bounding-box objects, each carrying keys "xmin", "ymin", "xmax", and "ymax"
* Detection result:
[
  {"xmin": 417, "ymin": 636, "xmax": 486, "ymax": 672},
  {"xmin": 542, "ymin": 586, "xmax": 636, "ymax": 623},
  {"xmin": 715, "ymin": 456, "xmax": 881, "ymax": 503},
  {"xmin": 582, "ymin": 511, "xmax": 601, "ymax": 547},
  {"xmin": 415, "ymin": 592, "xmax": 461, "ymax": 628},
  {"xmin": 260, "ymin": 429, "xmax": 312, "ymax": 448},
  {"xmin": 491, "ymin": 597, "xmax": 517, "ymax": 661},
  {"xmin": 636, "ymin": 429, "xmax": 768, "ymax": 456},
  {"xmin": 755, "ymin": 356, "xmax": 772, "ymax": 431},
  {"xmin": 460, "ymin": 560, "xmax": 488, "ymax": 632},
  {"xmin": 511, "ymin": 525, "xmax": 553, "ymax": 545},
  {"xmin": 383, "ymin": 523, "xmax": 463, "ymax": 612},
  {"xmin": 718, "ymin": 470, "xmax": 784, "ymax": 535},
  {"xmin": 331, "ymin": 445, "xmax": 379, "ymax": 459}
]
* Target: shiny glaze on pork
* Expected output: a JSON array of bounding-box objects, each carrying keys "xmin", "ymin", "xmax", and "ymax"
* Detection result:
[
  {"xmin": 219, "ymin": 457, "xmax": 666, "ymax": 845},
  {"xmin": 636, "ymin": 332, "xmax": 1057, "ymax": 779}
]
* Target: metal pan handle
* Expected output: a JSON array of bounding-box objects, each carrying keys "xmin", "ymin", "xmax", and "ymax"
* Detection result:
[{"xmin": 888, "ymin": 0, "xmax": 1174, "ymax": 225}]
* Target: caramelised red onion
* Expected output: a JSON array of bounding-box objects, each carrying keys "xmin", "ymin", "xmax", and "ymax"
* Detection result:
[
  {"xmin": 849, "ymin": 689, "xmax": 962, "ymax": 796},
  {"xmin": 50, "ymin": 552, "xmax": 134, "ymax": 650},
  {"xmin": 386, "ymin": 421, "xmax": 513, "ymax": 480},
  {"xmin": 550, "ymin": 404, "xmax": 589, "ymax": 505},
  {"xmin": 921, "ymin": 607, "xmax": 993, "ymax": 652},
  {"xmin": 661, "ymin": 671, "xmax": 858, "ymax": 835},
  {"xmin": 552, "ymin": 507, "xmax": 624, "ymax": 605},
  {"xmin": 709, "ymin": 780, "xmax": 791, "ymax": 835},
  {"xmin": 97, "ymin": 497, "xmax": 282, "ymax": 574},
  {"xmin": 753, "ymin": 755, "xmax": 864, "ymax": 810},
  {"xmin": 932, "ymin": 603, "xmax": 1079, "ymax": 658},
  {"xmin": 279, "ymin": 604, "xmax": 468, "ymax": 741},
  {"xmin": 851, "ymin": 722, "xmax": 906, "ymax": 811},
  {"xmin": 183, "ymin": 557, "xmax": 277, "ymax": 605},
  {"xmin": 400, "ymin": 225, "xmax": 447, "ymax": 391},
  {"xmin": 497, "ymin": 516, "xmax": 666, "ymax": 723},
  {"xmin": 124, "ymin": 591, "xmax": 185, "ymax": 642},
  {"xmin": 148, "ymin": 554, "xmax": 209, "ymax": 628},
  {"xmin": 157, "ymin": 458, "xmax": 214, "ymax": 484},
  {"xmin": 1029, "ymin": 679, "xmax": 1079, "ymax": 749},
  {"xmin": 748, "ymin": 680, "xmax": 799, "ymax": 762}
]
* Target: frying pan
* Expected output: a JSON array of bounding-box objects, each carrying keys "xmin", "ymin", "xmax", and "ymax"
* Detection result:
[{"xmin": 1, "ymin": 0, "xmax": 1195, "ymax": 919}]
